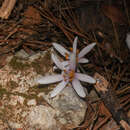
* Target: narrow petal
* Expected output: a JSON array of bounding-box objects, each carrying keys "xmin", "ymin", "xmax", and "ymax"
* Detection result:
[
  {"xmin": 62, "ymin": 61, "xmax": 69, "ymax": 67},
  {"xmin": 69, "ymin": 53, "xmax": 76, "ymax": 70},
  {"xmin": 75, "ymin": 73, "xmax": 96, "ymax": 84},
  {"xmin": 77, "ymin": 69, "xmax": 80, "ymax": 72},
  {"xmin": 52, "ymin": 42, "xmax": 70, "ymax": 57},
  {"xmin": 72, "ymin": 79, "xmax": 86, "ymax": 97},
  {"xmin": 78, "ymin": 42, "xmax": 96, "ymax": 59},
  {"xmin": 37, "ymin": 74, "xmax": 63, "ymax": 84},
  {"xmin": 51, "ymin": 53, "xmax": 64, "ymax": 70},
  {"xmin": 73, "ymin": 36, "xmax": 78, "ymax": 54},
  {"xmin": 50, "ymin": 80, "xmax": 68, "ymax": 97},
  {"xmin": 78, "ymin": 58, "xmax": 89, "ymax": 63}
]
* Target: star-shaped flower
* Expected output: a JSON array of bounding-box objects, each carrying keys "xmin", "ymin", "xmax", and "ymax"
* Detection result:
[{"xmin": 37, "ymin": 53, "xmax": 96, "ymax": 98}]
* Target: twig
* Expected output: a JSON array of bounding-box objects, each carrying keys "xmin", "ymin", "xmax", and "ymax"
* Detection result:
[
  {"xmin": 0, "ymin": 0, "xmax": 16, "ymax": 19},
  {"xmin": 123, "ymin": 0, "xmax": 130, "ymax": 26}
]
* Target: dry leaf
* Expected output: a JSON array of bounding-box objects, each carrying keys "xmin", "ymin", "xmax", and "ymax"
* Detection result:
[
  {"xmin": 102, "ymin": 5, "xmax": 126, "ymax": 24},
  {"xmin": 23, "ymin": 6, "xmax": 42, "ymax": 25},
  {"xmin": 94, "ymin": 73, "xmax": 108, "ymax": 93}
]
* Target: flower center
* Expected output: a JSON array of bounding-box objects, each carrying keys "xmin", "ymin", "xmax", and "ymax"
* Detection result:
[
  {"xmin": 68, "ymin": 70, "xmax": 75, "ymax": 81},
  {"xmin": 63, "ymin": 69, "xmax": 75, "ymax": 82}
]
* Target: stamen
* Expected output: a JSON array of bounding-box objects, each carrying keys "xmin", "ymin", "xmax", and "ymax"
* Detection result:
[
  {"xmin": 65, "ymin": 53, "xmax": 69, "ymax": 60},
  {"xmin": 64, "ymin": 69, "xmax": 67, "ymax": 73},
  {"xmin": 70, "ymin": 47, "xmax": 73, "ymax": 52},
  {"xmin": 63, "ymin": 69, "xmax": 75, "ymax": 82},
  {"xmin": 76, "ymin": 49, "xmax": 79, "ymax": 54},
  {"xmin": 69, "ymin": 70, "xmax": 75, "ymax": 81}
]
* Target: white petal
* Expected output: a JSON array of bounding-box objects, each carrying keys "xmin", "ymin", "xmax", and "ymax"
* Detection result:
[
  {"xmin": 69, "ymin": 53, "xmax": 76, "ymax": 70},
  {"xmin": 75, "ymin": 73, "xmax": 96, "ymax": 84},
  {"xmin": 78, "ymin": 58, "xmax": 89, "ymax": 63},
  {"xmin": 78, "ymin": 42, "xmax": 96, "ymax": 59},
  {"xmin": 51, "ymin": 53, "xmax": 64, "ymax": 70},
  {"xmin": 37, "ymin": 75, "xmax": 63, "ymax": 84},
  {"xmin": 72, "ymin": 79, "xmax": 86, "ymax": 97},
  {"xmin": 52, "ymin": 42, "xmax": 70, "ymax": 57},
  {"xmin": 73, "ymin": 36, "xmax": 78, "ymax": 54},
  {"xmin": 126, "ymin": 33, "xmax": 130, "ymax": 50},
  {"xmin": 50, "ymin": 80, "xmax": 68, "ymax": 97},
  {"xmin": 62, "ymin": 61, "xmax": 69, "ymax": 67},
  {"xmin": 77, "ymin": 69, "xmax": 80, "ymax": 72}
]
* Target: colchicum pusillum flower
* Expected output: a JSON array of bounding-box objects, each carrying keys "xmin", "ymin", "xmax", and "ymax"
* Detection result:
[{"xmin": 37, "ymin": 37, "xmax": 96, "ymax": 98}]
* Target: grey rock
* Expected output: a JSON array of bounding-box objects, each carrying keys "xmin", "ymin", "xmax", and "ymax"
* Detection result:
[
  {"xmin": 0, "ymin": 49, "xmax": 87, "ymax": 130},
  {"xmin": 40, "ymin": 86, "xmax": 87, "ymax": 129}
]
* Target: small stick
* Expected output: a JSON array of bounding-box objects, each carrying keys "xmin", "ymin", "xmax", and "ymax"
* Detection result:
[{"xmin": 0, "ymin": 0, "xmax": 16, "ymax": 19}]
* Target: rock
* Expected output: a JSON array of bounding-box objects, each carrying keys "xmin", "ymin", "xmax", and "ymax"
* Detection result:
[
  {"xmin": 26, "ymin": 105, "xmax": 57, "ymax": 130},
  {"xmin": 9, "ymin": 95, "xmax": 25, "ymax": 106},
  {"xmin": 15, "ymin": 49, "xmax": 30, "ymax": 59},
  {"xmin": 0, "ymin": 49, "xmax": 87, "ymax": 129},
  {"xmin": 27, "ymin": 99, "xmax": 37, "ymax": 106},
  {"xmin": 39, "ymin": 86, "xmax": 87, "ymax": 129},
  {"xmin": 8, "ymin": 121, "xmax": 22, "ymax": 129}
]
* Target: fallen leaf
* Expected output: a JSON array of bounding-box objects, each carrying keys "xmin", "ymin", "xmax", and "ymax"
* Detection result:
[
  {"xmin": 94, "ymin": 73, "xmax": 108, "ymax": 93},
  {"xmin": 101, "ymin": 5, "xmax": 127, "ymax": 25},
  {"xmin": 23, "ymin": 6, "xmax": 42, "ymax": 25}
]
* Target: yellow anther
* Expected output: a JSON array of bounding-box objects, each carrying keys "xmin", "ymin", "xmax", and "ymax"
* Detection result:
[
  {"xmin": 64, "ymin": 69, "xmax": 67, "ymax": 73},
  {"xmin": 69, "ymin": 70, "xmax": 75, "ymax": 81},
  {"xmin": 65, "ymin": 53, "xmax": 69, "ymax": 60},
  {"xmin": 70, "ymin": 47, "xmax": 73, "ymax": 52}
]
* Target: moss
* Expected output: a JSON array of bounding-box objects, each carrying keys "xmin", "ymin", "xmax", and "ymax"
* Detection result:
[
  {"xmin": 0, "ymin": 85, "xmax": 14, "ymax": 98},
  {"xmin": 9, "ymin": 50, "xmax": 52, "ymax": 75},
  {"xmin": 0, "ymin": 87, "xmax": 12, "ymax": 98},
  {"xmin": 0, "ymin": 88, "xmax": 7, "ymax": 97},
  {"xmin": 29, "ymin": 84, "xmax": 55, "ymax": 95},
  {"xmin": 16, "ymin": 92, "xmax": 36, "ymax": 99},
  {"xmin": 31, "ymin": 51, "xmax": 52, "ymax": 75},
  {"xmin": 31, "ymin": 60, "xmax": 43, "ymax": 74},
  {"xmin": 7, "ymin": 80, "xmax": 18, "ymax": 89},
  {"xmin": 9, "ymin": 56, "xmax": 30, "ymax": 71},
  {"xmin": 0, "ymin": 84, "xmax": 2, "ymax": 88}
]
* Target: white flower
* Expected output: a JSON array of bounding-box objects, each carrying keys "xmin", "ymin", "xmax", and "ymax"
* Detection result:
[
  {"xmin": 37, "ymin": 53, "xmax": 96, "ymax": 98},
  {"xmin": 126, "ymin": 33, "xmax": 130, "ymax": 50},
  {"xmin": 52, "ymin": 36, "xmax": 96, "ymax": 65}
]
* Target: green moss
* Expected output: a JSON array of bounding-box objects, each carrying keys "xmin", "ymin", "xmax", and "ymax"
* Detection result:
[
  {"xmin": 31, "ymin": 61, "xmax": 43, "ymax": 74},
  {"xmin": 0, "ymin": 88, "xmax": 7, "ymax": 97},
  {"xmin": 16, "ymin": 92, "xmax": 36, "ymax": 99},
  {"xmin": 0, "ymin": 84, "xmax": 2, "ymax": 88},
  {"xmin": 0, "ymin": 85, "xmax": 14, "ymax": 98},
  {"xmin": 29, "ymin": 84, "xmax": 55, "ymax": 95},
  {"xmin": 8, "ymin": 80, "xmax": 18, "ymax": 89},
  {"xmin": 31, "ymin": 51, "xmax": 52, "ymax": 75},
  {"xmin": 9, "ymin": 56, "xmax": 30, "ymax": 70},
  {"xmin": 9, "ymin": 50, "xmax": 52, "ymax": 75}
]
